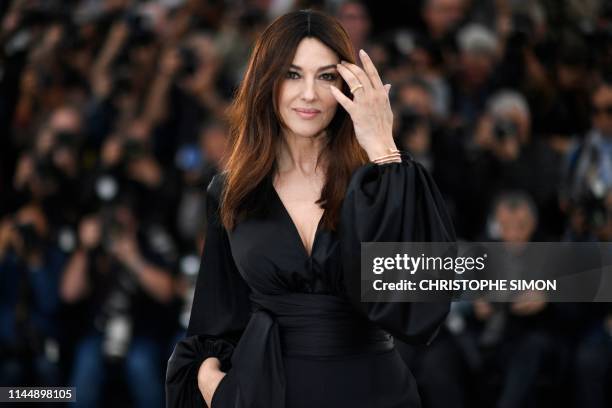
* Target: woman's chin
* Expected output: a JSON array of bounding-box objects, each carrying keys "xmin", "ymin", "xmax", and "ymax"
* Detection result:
[{"xmin": 286, "ymin": 126, "xmax": 327, "ymax": 139}]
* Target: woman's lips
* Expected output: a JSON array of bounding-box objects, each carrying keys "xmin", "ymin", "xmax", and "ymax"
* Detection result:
[{"xmin": 294, "ymin": 108, "xmax": 320, "ymax": 119}]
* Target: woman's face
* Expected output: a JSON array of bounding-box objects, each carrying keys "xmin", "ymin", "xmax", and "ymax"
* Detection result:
[{"xmin": 278, "ymin": 37, "xmax": 343, "ymax": 139}]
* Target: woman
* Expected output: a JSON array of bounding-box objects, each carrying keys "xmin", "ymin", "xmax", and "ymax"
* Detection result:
[{"xmin": 166, "ymin": 9, "xmax": 455, "ymax": 408}]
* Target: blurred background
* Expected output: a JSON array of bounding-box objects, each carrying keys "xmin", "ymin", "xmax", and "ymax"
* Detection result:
[{"xmin": 0, "ymin": 0, "xmax": 611, "ymax": 407}]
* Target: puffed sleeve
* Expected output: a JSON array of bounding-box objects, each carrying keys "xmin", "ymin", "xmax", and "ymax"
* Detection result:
[
  {"xmin": 339, "ymin": 152, "xmax": 456, "ymax": 346},
  {"xmin": 166, "ymin": 174, "xmax": 252, "ymax": 408}
]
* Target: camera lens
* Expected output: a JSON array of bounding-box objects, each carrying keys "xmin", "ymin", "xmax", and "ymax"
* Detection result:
[{"xmin": 493, "ymin": 118, "xmax": 518, "ymax": 140}]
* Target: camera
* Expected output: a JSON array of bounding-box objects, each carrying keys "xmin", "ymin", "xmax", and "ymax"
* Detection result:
[
  {"xmin": 109, "ymin": 66, "xmax": 133, "ymax": 99},
  {"xmin": 15, "ymin": 222, "xmax": 44, "ymax": 255},
  {"xmin": 32, "ymin": 156, "xmax": 62, "ymax": 192},
  {"xmin": 122, "ymin": 138, "xmax": 148, "ymax": 161},
  {"xmin": 123, "ymin": 9, "xmax": 155, "ymax": 47},
  {"xmin": 20, "ymin": 3, "xmax": 68, "ymax": 28},
  {"xmin": 572, "ymin": 183, "xmax": 609, "ymax": 233},
  {"xmin": 177, "ymin": 46, "xmax": 200, "ymax": 79},
  {"xmin": 493, "ymin": 118, "xmax": 518, "ymax": 141},
  {"xmin": 100, "ymin": 209, "xmax": 129, "ymax": 252},
  {"xmin": 54, "ymin": 130, "xmax": 79, "ymax": 149},
  {"xmin": 398, "ymin": 107, "xmax": 427, "ymax": 136}
]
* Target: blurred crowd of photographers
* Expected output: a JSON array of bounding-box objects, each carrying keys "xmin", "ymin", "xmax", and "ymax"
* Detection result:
[{"xmin": 0, "ymin": 0, "xmax": 611, "ymax": 407}]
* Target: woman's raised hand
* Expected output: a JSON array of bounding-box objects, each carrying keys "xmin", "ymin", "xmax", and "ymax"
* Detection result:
[{"xmin": 330, "ymin": 49, "xmax": 396, "ymax": 160}]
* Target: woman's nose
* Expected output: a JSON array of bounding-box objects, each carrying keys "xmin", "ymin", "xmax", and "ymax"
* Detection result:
[{"xmin": 300, "ymin": 79, "xmax": 317, "ymax": 101}]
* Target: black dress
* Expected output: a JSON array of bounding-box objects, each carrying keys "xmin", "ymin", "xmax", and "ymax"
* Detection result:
[{"xmin": 166, "ymin": 152, "xmax": 456, "ymax": 408}]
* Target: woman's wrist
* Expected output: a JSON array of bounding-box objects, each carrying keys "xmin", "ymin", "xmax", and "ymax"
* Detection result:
[
  {"xmin": 363, "ymin": 140, "xmax": 401, "ymax": 164},
  {"xmin": 367, "ymin": 146, "xmax": 402, "ymax": 164}
]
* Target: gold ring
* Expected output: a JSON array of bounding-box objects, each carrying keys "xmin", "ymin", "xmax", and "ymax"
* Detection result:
[{"xmin": 350, "ymin": 84, "xmax": 364, "ymax": 94}]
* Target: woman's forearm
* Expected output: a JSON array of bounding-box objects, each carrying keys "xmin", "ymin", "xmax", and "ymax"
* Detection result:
[
  {"xmin": 127, "ymin": 257, "xmax": 174, "ymax": 304},
  {"xmin": 60, "ymin": 248, "xmax": 89, "ymax": 303}
]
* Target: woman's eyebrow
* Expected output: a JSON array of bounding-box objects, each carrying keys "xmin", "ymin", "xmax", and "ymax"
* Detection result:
[{"xmin": 289, "ymin": 64, "xmax": 338, "ymax": 71}]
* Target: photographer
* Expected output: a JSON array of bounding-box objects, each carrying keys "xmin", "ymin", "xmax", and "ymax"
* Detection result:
[
  {"xmin": 468, "ymin": 192, "xmax": 574, "ymax": 408},
  {"xmin": 564, "ymin": 78, "xmax": 612, "ymax": 407},
  {"xmin": 563, "ymin": 78, "xmax": 612, "ymax": 242},
  {"xmin": 60, "ymin": 199, "xmax": 174, "ymax": 408},
  {"xmin": 450, "ymin": 23, "xmax": 500, "ymax": 127},
  {"xmin": 147, "ymin": 32, "xmax": 230, "ymax": 165},
  {"xmin": 467, "ymin": 90, "xmax": 563, "ymax": 238},
  {"xmin": 12, "ymin": 105, "xmax": 83, "ymax": 228},
  {"xmin": 394, "ymin": 76, "xmax": 470, "ymax": 236},
  {"xmin": 0, "ymin": 203, "xmax": 65, "ymax": 386},
  {"xmin": 90, "ymin": 117, "xmax": 181, "ymax": 233}
]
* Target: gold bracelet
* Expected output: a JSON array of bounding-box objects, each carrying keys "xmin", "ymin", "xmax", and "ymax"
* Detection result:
[
  {"xmin": 372, "ymin": 148, "xmax": 401, "ymax": 162},
  {"xmin": 373, "ymin": 151, "xmax": 401, "ymax": 163},
  {"xmin": 372, "ymin": 152, "xmax": 400, "ymax": 162},
  {"xmin": 371, "ymin": 147, "xmax": 400, "ymax": 162},
  {"xmin": 372, "ymin": 153, "xmax": 397, "ymax": 161},
  {"xmin": 374, "ymin": 156, "xmax": 402, "ymax": 165}
]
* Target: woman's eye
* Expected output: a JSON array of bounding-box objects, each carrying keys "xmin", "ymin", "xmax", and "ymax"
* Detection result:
[
  {"xmin": 321, "ymin": 73, "xmax": 337, "ymax": 81},
  {"xmin": 285, "ymin": 71, "xmax": 337, "ymax": 81}
]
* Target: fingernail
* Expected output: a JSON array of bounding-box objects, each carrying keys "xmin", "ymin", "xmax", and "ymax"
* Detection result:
[{"xmin": 359, "ymin": 49, "xmax": 366, "ymax": 55}]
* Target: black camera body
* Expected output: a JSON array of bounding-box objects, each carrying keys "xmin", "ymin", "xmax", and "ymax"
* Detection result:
[
  {"xmin": 177, "ymin": 46, "xmax": 200, "ymax": 79},
  {"xmin": 122, "ymin": 138, "xmax": 149, "ymax": 161},
  {"xmin": 15, "ymin": 223, "xmax": 44, "ymax": 255},
  {"xmin": 399, "ymin": 107, "xmax": 427, "ymax": 136},
  {"xmin": 493, "ymin": 117, "xmax": 518, "ymax": 141}
]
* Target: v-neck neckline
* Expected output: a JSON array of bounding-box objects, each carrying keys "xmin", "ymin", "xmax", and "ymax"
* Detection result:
[{"xmin": 271, "ymin": 185, "xmax": 324, "ymax": 259}]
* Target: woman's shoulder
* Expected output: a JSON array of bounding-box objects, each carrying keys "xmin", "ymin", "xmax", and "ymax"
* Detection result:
[{"xmin": 206, "ymin": 171, "xmax": 228, "ymax": 202}]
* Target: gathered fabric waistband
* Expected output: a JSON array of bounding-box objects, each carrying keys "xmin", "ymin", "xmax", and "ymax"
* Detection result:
[{"xmin": 250, "ymin": 292, "xmax": 394, "ymax": 358}]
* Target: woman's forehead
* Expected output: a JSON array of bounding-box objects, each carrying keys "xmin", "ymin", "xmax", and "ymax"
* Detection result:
[{"xmin": 291, "ymin": 38, "xmax": 339, "ymax": 70}]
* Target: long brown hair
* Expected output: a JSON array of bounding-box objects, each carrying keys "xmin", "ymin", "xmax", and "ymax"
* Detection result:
[{"xmin": 221, "ymin": 9, "xmax": 368, "ymax": 231}]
